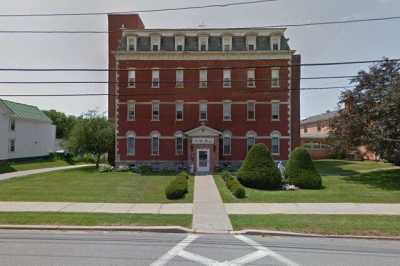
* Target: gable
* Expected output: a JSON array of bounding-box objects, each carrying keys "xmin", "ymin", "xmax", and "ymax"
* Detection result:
[{"xmin": 185, "ymin": 125, "xmax": 221, "ymax": 137}]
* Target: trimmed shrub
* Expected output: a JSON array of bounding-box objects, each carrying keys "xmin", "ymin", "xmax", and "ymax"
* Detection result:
[
  {"xmin": 165, "ymin": 174, "xmax": 189, "ymax": 200},
  {"xmin": 285, "ymin": 147, "xmax": 322, "ymax": 189},
  {"xmin": 237, "ymin": 143, "xmax": 282, "ymax": 190},
  {"xmin": 138, "ymin": 165, "xmax": 152, "ymax": 175},
  {"xmin": 221, "ymin": 172, "xmax": 246, "ymax": 199}
]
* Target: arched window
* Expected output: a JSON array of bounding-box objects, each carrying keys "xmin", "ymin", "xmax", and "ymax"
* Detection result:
[
  {"xmin": 223, "ymin": 130, "xmax": 232, "ymax": 155},
  {"xmin": 246, "ymin": 131, "xmax": 257, "ymax": 152},
  {"xmin": 150, "ymin": 131, "xmax": 160, "ymax": 156},
  {"xmin": 271, "ymin": 131, "xmax": 281, "ymax": 155},
  {"xmin": 126, "ymin": 131, "xmax": 136, "ymax": 156},
  {"xmin": 175, "ymin": 131, "xmax": 184, "ymax": 155}
]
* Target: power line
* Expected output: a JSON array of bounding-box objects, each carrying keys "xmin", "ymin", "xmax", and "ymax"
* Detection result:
[
  {"xmin": 0, "ymin": 75, "xmax": 358, "ymax": 84},
  {"xmin": 0, "ymin": 0, "xmax": 277, "ymax": 17},
  {"xmin": 0, "ymin": 58, "xmax": 397, "ymax": 72},
  {"xmin": 0, "ymin": 86, "xmax": 355, "ymax": 97},
  {"xmin": 1, "ymin": 15, "xmax": 400, "ymax": 34}
]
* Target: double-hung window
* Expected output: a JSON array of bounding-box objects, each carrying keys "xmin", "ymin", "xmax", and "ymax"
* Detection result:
[
  {"xmin": 127, "ymin": 101, "xmax": 135, "ymax": 121},
  {"xmin": 152, "ymin": 101, "xmax": 160, "ymax": 121},
  {"xmin": 247, "ymin": 101, "xmax": 256, "ymax": 120},
  {"xmin": 271, "ymin": 69, "xmax": 280, "ymax": 88},
  {"xmin": 271, "ymin": 132, "xmax": 281, "ymax": 155},
  {"xmin": 128, "ymin": 70, "xmax": 136, "ymax": 88},
  {"xmin": 199, "ymin": 69, "xmax": 208, "ymax": 88},
  {"xmin": 223, "ymin": 101, "xmax": 231, "ymax": 121},
  {"xmin": 151, "ymin": 132, "xmax": 160, "ymax": 156},
  {"xmin": 9, "ymin": 139, "xmax": 15, "ymax": 153},
  {"xmin": 223, "ymin": 69, "xmax": 231, "ymax": 88},
  {"xmin": 152, "ymin": 69, "xmax": 160, "ymax": 88},
  {"xmin": 223, "ymin": 131, "xmax": 232, "ymax": 156},
  {"xmin": 127, "ymin": 36, "xmax": 136, "ymax": 51},
  {"xmin": 271, "ymin": 101, "xmax": 280, "ymax": 121},
  {"xmin": 247, "ymin": 69, "xmax": 256, "ymax": 87},
  {"xmin": 176, "ymin": 102, "xmax": 184, "ymax": 121},
  {"xmin": 9, "ymin": 119, "xmax": 15, "ymax": 131},
  {"xmin": 175, "ymin": 133, "xmax": 184, "ymax": 155},
  {"xmin": 246, "ymin": 132, "xmax": 256, "ymax": 152},
  {"xmin": 176, "ymin": 69, "xmax": 184, "ymax": 88},
  {"xmin": 127, "ymin": 133, "xmax": 135, "ymax": 156},
  {"xmin": 199, "ymin": 102, "xmax": 207, "ymax": 121}
]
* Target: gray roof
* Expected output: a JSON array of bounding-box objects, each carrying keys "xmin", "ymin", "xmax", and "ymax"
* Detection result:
[{"xmin": 301, "ymin": 111, "xmax": 339, "ymax": 125}]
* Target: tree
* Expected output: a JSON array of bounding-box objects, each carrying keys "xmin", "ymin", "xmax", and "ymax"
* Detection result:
[
  {"xmin": 331, "ymin": 59, "xmax": 400, "ymax": 165},
  {"xmin": 66, "ymin": 114, "xmax": 114, "ymax": 168},
  {"xmin": 44, "ymin": 110, "xmax": 77, "ymax": 139},
  {"xmin": 237, "ymin": 143, "xmax": 282, "ymax": 189}
]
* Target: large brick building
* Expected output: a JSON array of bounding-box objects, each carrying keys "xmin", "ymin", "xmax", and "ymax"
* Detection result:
[{"xmin": 108, "ymin": 14, "xmax": 300, "ymax": 172}]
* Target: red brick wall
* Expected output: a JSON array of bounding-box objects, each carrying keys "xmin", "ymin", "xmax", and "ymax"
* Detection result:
[{"xmin": 290, "ymin": 54, "xmax": 301, "ymax": 150}]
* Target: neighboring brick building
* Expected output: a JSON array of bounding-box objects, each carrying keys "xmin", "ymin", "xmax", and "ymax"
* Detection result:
[{"xmin": 108, "ymin": 14, "xmax": 301, "ymax": 172}]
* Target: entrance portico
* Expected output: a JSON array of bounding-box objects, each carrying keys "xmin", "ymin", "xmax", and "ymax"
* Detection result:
[{"xmin": 185, "ymin": 125, "xmax": 221, "ymax": 173}]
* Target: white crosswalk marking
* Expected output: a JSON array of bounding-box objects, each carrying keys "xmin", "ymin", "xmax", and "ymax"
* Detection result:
[{"xmin": 150, "ymin": 234, "xmax": 301, "ymax": 266}]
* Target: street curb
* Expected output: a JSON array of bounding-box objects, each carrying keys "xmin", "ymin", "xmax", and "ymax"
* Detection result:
[
  {"xmin": 0, "ymin": 225, "xmax": 192, "ymax": 234},
  {"xmin": 234, "ymin": 229, "xmax": 400, "ymax": 241}
]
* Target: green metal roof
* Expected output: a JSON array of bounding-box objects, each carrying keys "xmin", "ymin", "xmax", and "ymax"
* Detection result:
[{"xmin": 0, "ymin": 99, "xmax": 52, "ymax": 123}]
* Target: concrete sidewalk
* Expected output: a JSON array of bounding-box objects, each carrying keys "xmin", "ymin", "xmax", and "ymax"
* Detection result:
[
  {"xmin": 192, "ymin": 175, "xmax": 233, "ymax": 233},
  {"xmin": 0, "ymin": 164, "xmax": 93, "ymax": 182},
  {"xmin": 0, "ymin": 202, "xmax": 193, "ymax": 214},
  {"xmin": 225, "ymin": 203, "xmax": 400, "ymax": 215}
]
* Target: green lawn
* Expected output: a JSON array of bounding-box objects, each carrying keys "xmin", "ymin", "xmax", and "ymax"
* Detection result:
[
  {"xmin": 0, "ymin": 212, "xmax": 191, "ymax": 227},
  {"xmin": 0, "ymin": 167, "xmax": 193, "ymax": 203},
  {"xmin": 216, "ymin": 160, "xmax": 400, "ymax": 203},
  {"xmin": 0, "ymin": 159, "xmax": 75, "ymax": 174},
  {"xmin": 230, "ymin": 214, "xmax": 400, "ymax": 236}
]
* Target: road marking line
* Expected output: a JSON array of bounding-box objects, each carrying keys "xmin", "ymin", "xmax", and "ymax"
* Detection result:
[
  {"xmin": 150, "ymin": 234, "xmax": 198, "ymax": 266},
  {"xmin": 234, "ymin": 235, "xmax": 300, "ymax": 266},
  {"xmin": 179, "ymin": 250, "xmax": 220, "ymax": 265},
  {"xmin": 229, "ymin": 250, "xmax": 268, "ymax": 265}
]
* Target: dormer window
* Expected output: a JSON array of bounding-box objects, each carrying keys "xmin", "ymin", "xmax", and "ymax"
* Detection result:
[
  {"xmin": 127, "ymin": 36, "xmax": 136, "ymax": 51},
  {"xmin": 150, "ymin": 34, "xmax": 161, "ymax": 52},
  {"xmin": 198, "ymin": 35, "xmax": 208, "ymax": 51},
  {"xmin": 246, "ymin": 35, "xmax": 257, "ymax": 51},
  {"xmin": 175, "ymin": 35, "xmax": 185, "ymax": 51},
  {"xmin": 271, "ymin": 35, "xmax": 280, "ymax": 51},
  {"xmin": 223, "ymin": 35, "xmax": 232, "ymax": 51}
]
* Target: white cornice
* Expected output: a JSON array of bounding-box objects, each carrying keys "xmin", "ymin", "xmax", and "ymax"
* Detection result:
[{"xmin": 115, "ymin": 51, "xmax": 294, "ymax": 61}]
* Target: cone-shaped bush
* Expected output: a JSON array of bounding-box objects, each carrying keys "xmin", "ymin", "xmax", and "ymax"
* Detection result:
[
  {"xmin": 285, "ymin": 147, "xmax": 322, "ymax": 189},
  {"xmin": 237, "ymin": 143, "xmax": 282, "ymax": 189}
]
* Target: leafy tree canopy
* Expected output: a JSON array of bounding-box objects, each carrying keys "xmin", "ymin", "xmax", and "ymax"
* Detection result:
[{"xmin": 44, "ymin": 110, "xmax": 77, "ymax": 139}]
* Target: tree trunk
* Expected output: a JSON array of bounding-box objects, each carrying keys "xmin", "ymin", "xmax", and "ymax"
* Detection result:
[{"xmin": 96, "ymin": 154, "xmax": 101, "ymax": 169}]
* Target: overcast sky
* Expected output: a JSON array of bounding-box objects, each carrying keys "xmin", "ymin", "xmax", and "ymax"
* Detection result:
[{"xmin": 0, "ymin": 0, "xmax": 399, "ymax": 118}]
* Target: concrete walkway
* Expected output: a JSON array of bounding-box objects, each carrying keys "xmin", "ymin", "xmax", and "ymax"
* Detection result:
[
  {"xmin": 192, "ymin": 175, "xmax": 233, "ymax": 233},
  {"xmin": 0, "ymin": 164, "xmax": 93, "ymax": 182},
  {"xmin": 0, "ymin": 202, "xmax": 193, "ymax": 214},
  {"xmin": 225, "ymin": 203, "xmax": 400, "ymax": 215}
]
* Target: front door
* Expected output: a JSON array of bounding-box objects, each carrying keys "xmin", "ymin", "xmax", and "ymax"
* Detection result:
[{"xmin": 197, "ymin": 149, "xmax": 210, "ymax": 172}]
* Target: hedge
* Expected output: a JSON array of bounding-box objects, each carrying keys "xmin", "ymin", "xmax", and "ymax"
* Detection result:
[
  {"xmin": 285, "ymin": 147, "xmax": 322, "ymax": 189},
  {"xmin": 237, "ymin": 143, "xmax": 282, "ymax": 190},
  {"xmin": 165, "ymin": 172, "xmax": 189, "ymax": 200},
  {"xmin": 221, "ymin": 171, "xmax": 246, "ymax": 199}
]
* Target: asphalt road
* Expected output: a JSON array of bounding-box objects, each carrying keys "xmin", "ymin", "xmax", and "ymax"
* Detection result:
[{"xmin": 0, "ymin": 230, "xmax": 399, "ymax": 266}]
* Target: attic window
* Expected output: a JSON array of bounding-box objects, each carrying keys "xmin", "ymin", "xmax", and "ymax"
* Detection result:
[{"xmin": 127, "ymin": 36, "xmax": 136, "ymax": 51}]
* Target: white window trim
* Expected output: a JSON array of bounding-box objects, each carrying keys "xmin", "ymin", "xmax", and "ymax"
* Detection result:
[
  {"xmin": 246, "ymin": 131, "xmax": 257, "ymax": 152},
  {"xmin": 151, "ymin": 101, "xmax": 160, "ymax": 121},
  {"xmin": 175, "ymin": 101, "xmax": 184, "ymax": 121},
  {"xmin": 247, "ymin": 69, "xmax": 256, "ymax": 88},
  {"xmin": 223, "ymin": 69, "xmax": 232, "ymax": 88},
  {"xmin": 126, "ymin": 36, "xmax": 136, "ymax": 51},
  {"xmin": 222, "ymin": 131, "xmax": 232, "ymax": 156},
  {"xmin": 152, "ymin": 69, "xmax": 160, "ymax": 88},
  {"xmin": 271, "ymin": 131, "xmax": 281, "ymax": 155},
  {"xmin": 175, "ymin": 35, "xmax": 185, "ymax": 51},
  {"xmin": 150, "ymin": 34, "xmax": 161, "ymax": 51},
  {"xmin": 199, "ymin": 102, "xmax": 208, "ymax": 121},
  {"xmin": 127, "ymin": 101, "xmax": 135, "ymax": 121},
  {"xmin": 199, "ymin": 69, "xmax": 208, "ymax": 88},
  {"xmin": 223, "ymin": 35, "xmax": 232, "ymax": 51},
  {"xmin": 151, "ymin": 131, "xmax": 160, "ymax": 156},
  {"xmin": 198, "ymin": 35, "xmax": 209, "ymax": 51},
  {"xmin": 247, "ymin": 101, "xmax": 256, "ymax": 121},
  {"xmin": 246, "ymin": 35, "xmax": 257, "ymax": 51},
  {"xmin": 271, "ymin": 68, "xmax": 280, "ymax": 88},
  {"xmin": 271, "ymin": 101, "xmax": 280, "ymax": 121},
  {"xmin": 271, "ymin": 35, "xmax": 281, "ymax": 51},
  {"xmin": 176, "ymin": 68, "xmax": 184, "ymax": 88},
  {"xmin": 9, "ymin": 118, "xmax": 15, "ymax": 131},
  {"xmin": 127, "ymin": 69, "xmax": 136, "ymax": 88},
  {"xmin": 126, "ymin": 132, "xmax": 136, "ymax": 156},
  {"xmin": 223, "ymin": 101, "xmax": 232, "ymax": 121},
  {"xmin": 175, "ymin": 132, "xmax": 184, "ymax": 155}
]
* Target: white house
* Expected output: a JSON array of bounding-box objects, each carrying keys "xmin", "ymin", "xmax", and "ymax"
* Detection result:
[{"xmin": 0, "ymin": 99, "xmax": 56, "ymax": 162}]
